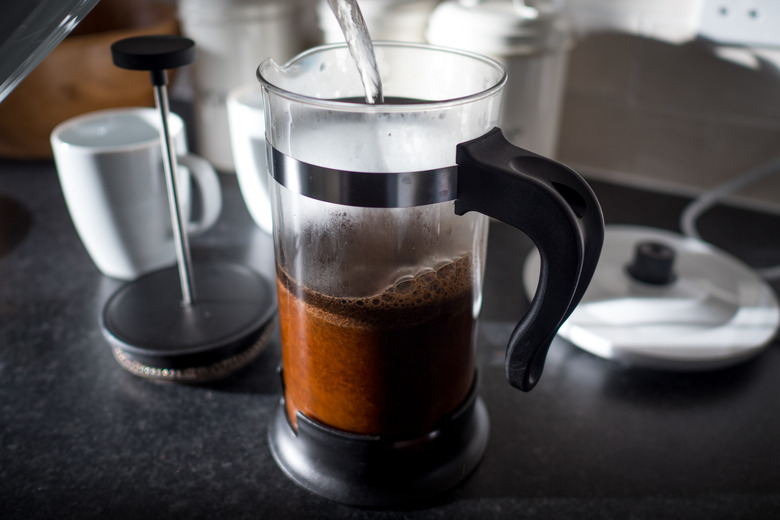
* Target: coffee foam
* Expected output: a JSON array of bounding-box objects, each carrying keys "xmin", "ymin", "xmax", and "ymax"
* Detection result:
[{"xmin": 278, "ymin": 254, "xmax": 473, "ymax": 331}]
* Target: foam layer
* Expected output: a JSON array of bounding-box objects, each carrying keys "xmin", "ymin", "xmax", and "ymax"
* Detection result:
[{"xmin": 277, "ymin": 255, "xmax": 473, "ymax": 330}]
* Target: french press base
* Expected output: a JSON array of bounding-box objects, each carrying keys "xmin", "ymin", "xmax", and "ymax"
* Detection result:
[
  {"xmin": 267, "ymin": 373, "xmax": 489, "ymax": 508},
  {"xmin": 101, "ymin": 264, "xmax": 276, "ymax": 383},
  {"xmin": 102, "ymin": 36, "xmax": 277, "ymax": 383}
]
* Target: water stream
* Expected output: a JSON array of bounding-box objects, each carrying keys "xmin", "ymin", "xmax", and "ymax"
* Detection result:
[{"xmin": 326, "ymin": 0, "xmax": 384, "ymax": 104}]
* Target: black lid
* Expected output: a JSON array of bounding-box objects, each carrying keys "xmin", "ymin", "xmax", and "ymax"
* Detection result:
[
  {"xmin": 101, "ymin": 263, "xmax": 276, "ymax": 374},
  {"xmin": 111, "ymin": 35, "xmax": 195, "ymax": 85},
  {"xmin": 111, "ymin": 35, "xmax": 195, "ymax": 71}
]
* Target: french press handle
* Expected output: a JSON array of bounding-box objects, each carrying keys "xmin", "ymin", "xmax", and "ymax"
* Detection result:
[{"xmin": 455, "ymin": 128, "xmax": 605, "ymax": 391}]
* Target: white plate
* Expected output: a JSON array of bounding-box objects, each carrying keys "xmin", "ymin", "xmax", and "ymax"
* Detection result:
[{"xmin": 523, "ymin": 225, "xmax": 780, "ymax": 371}]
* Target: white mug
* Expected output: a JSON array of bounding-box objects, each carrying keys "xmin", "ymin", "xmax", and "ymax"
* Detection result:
[
  {"xmin": 51, "ymin": 107, "xmax": 222, "ymax": 280},
  {"xmin": 227, "ymin": 84, "xmax": 272, "ymax": 234}
]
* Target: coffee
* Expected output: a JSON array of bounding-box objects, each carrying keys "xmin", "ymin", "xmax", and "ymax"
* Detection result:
[{"xmin": 277, "ymin": 254, "xmax": 476, "ymax": 439}]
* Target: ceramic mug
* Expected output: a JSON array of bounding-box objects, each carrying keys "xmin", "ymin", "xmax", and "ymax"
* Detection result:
[
  {"xmin": 51, "ymin": 107, "xmax": 222, "ymax": 280},
  {"xmin": 227, "ymin": 84, "xmax": 272, "ymax": 234}
]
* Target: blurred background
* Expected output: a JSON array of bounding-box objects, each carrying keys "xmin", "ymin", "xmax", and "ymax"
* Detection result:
[{"xmin": 2, "ymin": 0, "xmax": 779, "ymax": 214}]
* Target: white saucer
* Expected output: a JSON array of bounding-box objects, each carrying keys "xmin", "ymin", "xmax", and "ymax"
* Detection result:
[{"xmin": 522, "ymin": 225, "xmax": 780, "ymax": 371}]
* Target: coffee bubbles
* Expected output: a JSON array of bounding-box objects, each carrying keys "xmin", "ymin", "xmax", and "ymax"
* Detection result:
[{"xmin": 277, "ymin": 252, "xmax": 476, "ymax": 438}]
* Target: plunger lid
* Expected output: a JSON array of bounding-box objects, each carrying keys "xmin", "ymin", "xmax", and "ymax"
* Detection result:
[{"xmin": 523, "ymin": 225, "xmax": 780, "ymax": 371}]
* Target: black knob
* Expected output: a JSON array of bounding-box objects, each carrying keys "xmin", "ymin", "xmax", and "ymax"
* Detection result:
[
  {"xmin": 111, "ymin": 35, "xmax": 195, "ymax": 86},
  {"xmin": 626, "ymin": 241, "xmax": 677, "ymax": 285}
]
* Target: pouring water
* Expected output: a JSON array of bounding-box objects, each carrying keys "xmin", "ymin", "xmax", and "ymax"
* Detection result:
[{"xmin": 326, "ymin": 0, "xmax": 384, "ymax": 104}]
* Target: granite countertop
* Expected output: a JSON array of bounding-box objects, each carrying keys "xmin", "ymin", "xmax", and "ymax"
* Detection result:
[{"xmin": 2, "ymin": 158, "xmax": 779, "ymax": 519}]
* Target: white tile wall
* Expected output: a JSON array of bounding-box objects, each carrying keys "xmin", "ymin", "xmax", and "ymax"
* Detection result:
[{"xmin": 557, "ymin": 31, "xmax": 780, "ymax": 214}]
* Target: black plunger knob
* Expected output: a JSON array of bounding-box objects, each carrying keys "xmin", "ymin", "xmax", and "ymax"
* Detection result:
[
  {"xmin": 111, "ymin": 35, "xmax": 195, "ymax": 85},
  {"xmin": 626, "ymin": 241, "xmax": 677, "ymax": 285}
]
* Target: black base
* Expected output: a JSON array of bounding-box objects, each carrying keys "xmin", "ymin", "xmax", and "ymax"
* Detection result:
[
  {"xmin": 109, "ymin": 320, "xmax": 275, "ymax": 383},
  {"xmin": 268, "ymin": 379, "xmax": 489, "ymax": 508},
  {"xmin": 101, "ymin": 263, "xmax": 276, "ymax": 382}
]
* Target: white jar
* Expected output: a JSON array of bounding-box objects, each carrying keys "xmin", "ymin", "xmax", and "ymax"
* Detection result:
[
  {"xmin": 317, "ymin": 0, "xmax": 439, "ymax": 44},
  {"xmin": 427, "ymin": 0, "xmax": 572, "ymax": 157},
  {"xmin": 178, "ymin": 0, "xmax": 303, "ymax": 171}
]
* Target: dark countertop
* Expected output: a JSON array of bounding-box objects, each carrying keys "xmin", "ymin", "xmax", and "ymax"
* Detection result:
[{"xmin": 2, "ymin": 158, "xmax": 779, "ymax": 519}]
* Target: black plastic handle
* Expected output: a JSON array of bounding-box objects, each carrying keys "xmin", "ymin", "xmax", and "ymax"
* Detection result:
[{"xmin": 455, "ymin": 128, "xmax": 604, "ymax": 391}]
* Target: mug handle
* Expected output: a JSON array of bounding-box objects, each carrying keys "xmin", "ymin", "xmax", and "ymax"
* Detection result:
[
  {"xmin": 177, "ymin": 154, "xmax": 223, "ymax": 236},
  {"xmin": 455, "ymin": 128, "xmax": 605, "ymax": 392}
]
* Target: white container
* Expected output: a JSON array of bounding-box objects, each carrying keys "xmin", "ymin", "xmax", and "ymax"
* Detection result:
[
  {"xmin": 178, "ymin": 0, "xmax": 303, "ymax": 171},
  {"xmin": 317, "ymin": 0, "xmax": 439, "ymax": 43},
  {"xmin": 427, "ymin": 0, "xmax": 572, "ymax": 157},
  {"xmin": 227, "ymin": 85, "xmax": 272, "ymax": 234}
]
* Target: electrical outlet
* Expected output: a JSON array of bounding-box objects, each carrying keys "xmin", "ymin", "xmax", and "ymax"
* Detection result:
[{"xmin": 699, "ymin": 0, "xmax": 780, "ymax": 47}]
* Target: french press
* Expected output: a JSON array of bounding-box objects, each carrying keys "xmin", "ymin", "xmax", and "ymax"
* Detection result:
[{"xmin": 259, "ymin": 42, "xmax": 604, "ymax": 506}]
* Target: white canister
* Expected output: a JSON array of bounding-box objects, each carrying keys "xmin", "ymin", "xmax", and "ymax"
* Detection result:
[
  {"xmin": 427, "ymin": 0, "xmax": 572, "ymax": 157},
  {"xmin": 317, "ymin": 0, "xmax": 439, "ymax": 44},
  {"xmin": 178, "ymin": 0, "xmax": 304, "ymax": 172}
]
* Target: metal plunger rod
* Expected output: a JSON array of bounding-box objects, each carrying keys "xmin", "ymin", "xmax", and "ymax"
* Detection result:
[
  {"xmin": 154, "ymin": 78, "xmax": 196, "ymax": 305},
  {"xmin": 110, "ymin": 36, "xmax": 199, "ymax": 305}
]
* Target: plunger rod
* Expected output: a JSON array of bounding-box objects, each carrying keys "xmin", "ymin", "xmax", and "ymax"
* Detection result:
[{"xmin": 153, "ymin": 81, "xmax": 196, "ymax": 305}]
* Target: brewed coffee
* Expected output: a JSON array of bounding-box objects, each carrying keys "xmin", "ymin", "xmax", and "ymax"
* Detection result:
[{"xmin": 277, "ymin": 254, "xmax": 476, "ymax": 439}]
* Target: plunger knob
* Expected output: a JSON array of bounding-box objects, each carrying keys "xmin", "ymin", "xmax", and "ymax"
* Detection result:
[
  {"xmin": 626, "ymin": 241, "xmax": 677, "ymax": 285},
  {"xmin": 111, "ymin": 35, "xmax": 195, "ymax": 85}
]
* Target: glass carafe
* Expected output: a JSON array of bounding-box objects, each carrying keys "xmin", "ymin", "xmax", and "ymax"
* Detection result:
[{"xmin": 258, "ymin": 42, "xmax": 603, "ymax": 507}]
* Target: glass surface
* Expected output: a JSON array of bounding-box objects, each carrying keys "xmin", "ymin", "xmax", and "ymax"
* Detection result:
[
  {"xmin": 259, "ymin": 43, "xmax": 505, "ymax": 437},
  {"xmin": 0, "ymin": 0, "xmax": 99, "ymax": 102},
  {"xmin": 259, "ymin": 43, "xmax": 505, "ymax": 298}
]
